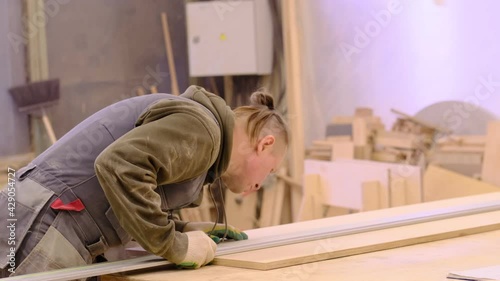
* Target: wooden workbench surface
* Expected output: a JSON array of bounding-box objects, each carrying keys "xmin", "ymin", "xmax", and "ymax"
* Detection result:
[{"xmin": 103, "ymin": 229, "xmax": 500, "ymax": 281}]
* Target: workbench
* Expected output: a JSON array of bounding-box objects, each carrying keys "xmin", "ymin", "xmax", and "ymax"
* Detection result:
[
  {"xmin": 102, "ymin": 224, "xmax": 500, "ymax": 281},
  {"xmin": 103, "ymin": 227, "xmax": 500, "ymax": 281}
]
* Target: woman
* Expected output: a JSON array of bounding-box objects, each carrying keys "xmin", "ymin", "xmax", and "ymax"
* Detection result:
[{"xmin": 0, "ymin": 85, "xmax": 289, "ymax": 277}]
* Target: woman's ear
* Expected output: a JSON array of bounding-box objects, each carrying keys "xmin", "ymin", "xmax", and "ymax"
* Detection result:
[{"xmin": 257, "ymin": 135, "xmax": 275, "ymax": 153}]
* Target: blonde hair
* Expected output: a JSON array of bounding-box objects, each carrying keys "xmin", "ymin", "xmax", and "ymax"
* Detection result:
[{"xmin": 233, "ymin": 89, "xmax": 289, "ymax": 147}]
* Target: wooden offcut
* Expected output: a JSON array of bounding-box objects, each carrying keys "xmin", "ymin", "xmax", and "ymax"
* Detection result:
[
  {"xmin": 259, "ymin": 173, "xmax": 286, "ymax": 227},
  {"xmin": 424, "ymin": 165, "xmax": 500, "ymax": 202},
  {"xmin": 225, "ymin": 189, "xmax": 258, "ymax": 230},
  {"xmin": 297, "ymin": 174, "xmax": 325, "ymax": 221},
  {"xmin": 481, "ymin": 121, "xmax": 500, "ymax": 187},
  {"xmin": 361, "ymin": 181, "xmax": 389, "ymax": 211}
]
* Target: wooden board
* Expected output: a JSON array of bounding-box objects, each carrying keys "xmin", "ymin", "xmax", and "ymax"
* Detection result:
[
  {"xmin": 330, "ymin": 141, "xmax": 354, "ymax": 161},
  {"xmin": 282, "ymin": 0, "xmax": 305, "ymax": 222},
  {"xmin": 304, "ymin": 159, "xmax": 422, "ymax": 209},
  {"xmin": 481, "ymin": 121, "xmax": 500, "ymax": 187},
  {"xmin": 225, "ymin": 189, "xmax": 258, "ymax": 230},
  {"xmin": 297, "ymin": 174, "xmax": 325, "ymax": 221},
  {"xmin": 375, "ymin": 131, "xmax": 419, "ymax": 149},
  {"xmin": 212, "ymin": 210, "xmax": 500, "ymax": 270},
  {"xmin": 103, "ymin": 230, "xmax": 500, "ymax": 281},
  {"xmin": 362, "ymin": 181, "xmax": 389, "ymax": 211},
  {"xmin": 423, "ymin": 164, "xmax": 500, "ymax": 202},
  {"xmin": 336, "ymin": 159, "xmax": 423, "ymax": 206},
  {"xmin": 304, "ymin": 160, "xmax": 389, "ymax": 209},
  {"xmin": 259, "ymin": 175, "xmax": 286, "ymax": 227}
]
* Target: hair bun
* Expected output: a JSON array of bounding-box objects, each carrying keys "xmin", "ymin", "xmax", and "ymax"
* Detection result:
[{"xmin": 250, "ymin": 90, "xmax": 275, "ymax": 110}]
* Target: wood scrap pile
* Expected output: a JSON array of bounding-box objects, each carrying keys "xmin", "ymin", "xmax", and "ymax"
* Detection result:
[
  {"xmin": 303, "ymin": 107, "xmax": 500, "ymax": 222},
  {"xmin": 305, "ymin": 107, "xmax": 384, "ymax": 161}
]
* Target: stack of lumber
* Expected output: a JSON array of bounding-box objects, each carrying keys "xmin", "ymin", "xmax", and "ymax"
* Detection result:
[
  {"xmin": 306, "ymin": 107, "xmax": 384, "ymax": 161},
  {"xmin": 372, "ymin": 109, "xmax": 439, "ymax": 165},
  {"xmin": 429, "ymin": 135, "xmax": 485, "ymax": 178},
  {"xmin": 303, "ymin": 108, "xmax": 500, "ymax": 223}
]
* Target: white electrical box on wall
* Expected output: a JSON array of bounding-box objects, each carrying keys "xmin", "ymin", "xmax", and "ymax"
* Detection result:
[{"xmin": 186, "ymin": 0, "xmax": 274, "ymax": 77}]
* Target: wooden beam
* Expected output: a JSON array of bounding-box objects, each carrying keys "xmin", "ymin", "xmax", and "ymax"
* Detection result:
[
  {"xmin": 259, "ymin": 172, "xmax": 287, "ymax": 227},
  {"xmin": 362, "ymin": 181, "xmax": 389, "ymax": 211},
  {"xmin": 225, "ymin": 189, "xmax": 258, "ymax": 230},
  {"xmin": 281, "ymin": 0, "xmax": 305, "ymax": 222},
  {"xmin": 161, "ymin": 12, "xmax": 180, "ymax": 96},
  {"xmin": 297, "ymin": 174, "xmax": 325, "ymax": 221},
  {"xmin": 481, "ymin": 121, "xmax": 500, "ymax": 187}
]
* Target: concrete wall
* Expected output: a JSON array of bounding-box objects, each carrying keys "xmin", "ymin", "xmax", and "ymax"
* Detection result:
[
  {"xmin": 45, "ymin": 0, "xmax": 189, "ymax": 138},
  {"xmin": 0, "ymin": 0, "xmax": 29, "ymax": 157},
  {"xmin": 299, "ymin": 0, "xmax": 500, "ymax": 146}
]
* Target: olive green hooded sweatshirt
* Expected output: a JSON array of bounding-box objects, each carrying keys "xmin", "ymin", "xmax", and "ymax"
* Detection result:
[{"xmin": 95, "ymin": 86, "xmax": 234, "ymax": 263}]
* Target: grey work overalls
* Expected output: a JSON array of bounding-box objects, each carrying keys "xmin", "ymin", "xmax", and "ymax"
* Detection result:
[{"xmin": 0, "ymin": 93, "xmax": 217, "ymax": 278}]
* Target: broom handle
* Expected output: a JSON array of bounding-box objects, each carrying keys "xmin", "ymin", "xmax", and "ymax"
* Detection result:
[
  {"xmin": 41, "ymin": 107, "xmax": 57, "ymax": 144},
  {"xmin": 161, "ymin": 12, "xmax": 180, "ymax": 96}
]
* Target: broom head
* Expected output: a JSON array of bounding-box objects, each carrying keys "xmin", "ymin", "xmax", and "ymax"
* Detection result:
[{"xmin": 9, "ymin": 79, "xmax": 60, "ymax": 113}]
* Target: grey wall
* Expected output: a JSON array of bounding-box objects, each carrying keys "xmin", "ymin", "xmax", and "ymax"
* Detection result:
[
  {"xmin": 45, "ymin": 0, "xmax": 189, "ymax": 137},
  {"xmin": 0, "ymin": 0, "xmax": 30, "ymax": 157},
  {"xmin": 0, "ymin": 0, "xmax": 190, "ymax": 156}
]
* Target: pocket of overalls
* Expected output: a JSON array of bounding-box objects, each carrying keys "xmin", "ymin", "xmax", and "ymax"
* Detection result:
[{"xmin": 0, "ymin": 177, "xmax": 54, "ymax": 269}]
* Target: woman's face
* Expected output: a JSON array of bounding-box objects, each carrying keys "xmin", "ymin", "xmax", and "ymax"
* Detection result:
[{"xmin": 223, "ymin": 135, "xmax": 286, "ymax": 194}]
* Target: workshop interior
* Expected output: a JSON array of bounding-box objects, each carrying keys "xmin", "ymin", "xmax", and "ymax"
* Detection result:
[{"xmin": 1, "ymin": 0, "xmax": 500, "ymax": 280}]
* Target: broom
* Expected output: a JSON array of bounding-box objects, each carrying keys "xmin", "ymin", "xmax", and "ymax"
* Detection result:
[{"xmin": 9, "ymin": 79, "xmax": 60, "ymax": 145}]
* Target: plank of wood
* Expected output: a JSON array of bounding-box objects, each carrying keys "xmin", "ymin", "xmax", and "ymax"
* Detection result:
[
  {"xmin": 26, "ymin": 0, "xmax": 52, "ymax": 154},
  {"xmin": 223, "ymin": 76, "xmax": 233, "ymax": 108},
  {"xmin": 335, "ymin": 159, "xmax": 422, "ymax": 206},
  {"xmin": 437, "ymin": 135, "xmax": 486, "ymax": 146},
  {"xmin": 282, "ymin": 0, "xmax": 305, "ymax": 222},
  {"xmin": 213, "ymin": 210, "xmax": 500, "ymax": 270},
  {"xmin": 297, "ymin": 174, "xmax": 325, "ymax": 221},
  {"xmin": 355, "ymin": 107, "xmax": 373, "ymax": 117},
  {"xmin": 354, "ymin": 145, "xmax": 372, "ymax": 160},
  {"xmin": 324, "ymin": 205, "xmax": 353, "ymax": 217},
  {"xmin": 375, "ymin": 131, "xmax": 419, "ymax": 149},
  {"xmin": 424, "ymin": 164, "xmax": 500, "ymax": 202},
  {"xmin": 103, "ymin": 230, "xmax": 500, "ymax": 281},
  {"xmin": 304, "ymin": 160, "xmax": 389, "ymax": 210},
  {"xmin": 160, "ymin": 12, "xmax": 180, "ymax": 96},
  {"xmin": 352, "ymin": 117, "xmax": 368, "ymax": 146},
  {"xmin": 430, "ymin": 152, "xmax": 483, "ymax": 165},
  {"xmin": 179, "ymin": 208, "xmax": 202, "ymax": 222},
  {"xmin": 330, "ymin": 141, "xmax": 354, "ymax": 161},
  {"xmin": 225, "ymin": 189, "xmax": 258, "ymax": 230},
  {"xmin": 481, "ymin": 121, "xmax": 500, "ymax": 187},
  {"xmin": 371, "ymin": 150, "xmax": 402, "ymax": 163},
  {"xmin": 390, "ymin": 177, "xmax": 407, "ymax": 207},
  {"xmin": 259, "ymin": 175, "xmax": 286, "ymax": 227},
  {"xmin": 437, "ymin": 145, "xmax": 485, "ymax": 153},
  {"xmin": 362, "ymin": 181, "xmax": 386, "ymax": 211}
]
